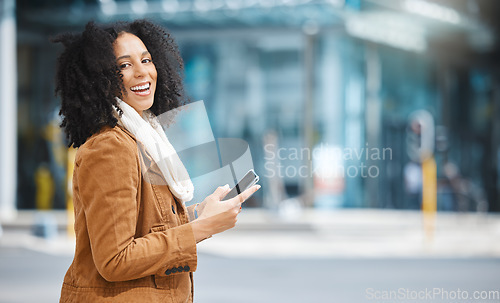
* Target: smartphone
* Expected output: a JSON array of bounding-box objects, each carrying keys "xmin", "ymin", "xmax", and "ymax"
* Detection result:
[{"xmin": 222, "ymin": 169, "xmax": 260, "ymax": 201}]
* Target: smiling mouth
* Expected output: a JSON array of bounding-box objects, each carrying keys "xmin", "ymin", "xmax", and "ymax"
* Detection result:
[{"xmin": 130, "ymin": 82, "xmax": 151, "ymax": 96}]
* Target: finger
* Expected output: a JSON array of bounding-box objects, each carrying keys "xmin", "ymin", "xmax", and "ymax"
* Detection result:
[
  {"xmin": 232, "ymin": 185, "xmax": 261, "ymax": 205},
  {"xmin": 212, "ymin": 184, "xmax": 230, "ymax": 199},
  {"xmin": 220, "ymin": 184, "xmax": 232, "ymax": 199}
]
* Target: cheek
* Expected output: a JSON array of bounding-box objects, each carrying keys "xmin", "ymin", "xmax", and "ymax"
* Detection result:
[
  {"xmin": 151, "ymin": 66, "xmax": 158, "ymax": 82},
  {"xmin": 120, "ymin": 70, "xmax": 133, "ymax": 86}
]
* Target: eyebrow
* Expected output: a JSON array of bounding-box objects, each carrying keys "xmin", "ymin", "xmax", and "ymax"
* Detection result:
[{"xmin": 116, "ymin": 51, "xmax": 150, "ymax": 61}]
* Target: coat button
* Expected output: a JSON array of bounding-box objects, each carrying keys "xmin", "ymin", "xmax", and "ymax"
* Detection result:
[
  {"xmin": 165, "ymin": 269, "xmax": 172, "ymax": 275},
  {"xmin": 177, "ymin": 266, "xmax": 184, "ymax": 272},
  {"xmin": 171, "ymin": 267, "xmax": 178, "ymax": 273},
  {"xmin": 183, "ymin": 265, "xmax": 190, "ymax": 272}
]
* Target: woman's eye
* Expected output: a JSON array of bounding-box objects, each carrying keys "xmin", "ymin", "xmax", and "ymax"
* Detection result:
[
  {"xmin": 119, "ymin": 63, "xmax": 130, "ymax": 69},
  {"xmin": 142, "ymin": 58, "xmax": 152, "ymax": 64}
]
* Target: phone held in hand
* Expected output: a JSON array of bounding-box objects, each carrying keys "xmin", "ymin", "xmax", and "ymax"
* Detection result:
[{"xmin": 222, "ymin": 169, "xmax": 260, "ymax": 201}]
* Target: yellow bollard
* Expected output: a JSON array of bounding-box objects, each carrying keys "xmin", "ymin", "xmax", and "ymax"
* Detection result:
[
  {"xmin": 422, "ymin": 156, "xmax": 437, "ymax": 242},
  {"xmin": 66, "ymin": 147, "xmax": 77, "ymax": 237},
  {"xmin": 35, "ymin": 164, "xmax": 55, "ymax": 210}
]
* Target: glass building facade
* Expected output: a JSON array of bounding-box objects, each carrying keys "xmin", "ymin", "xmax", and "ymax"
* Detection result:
[{"xmin": 7, "ymin": 0, "xmax": 500, "ymax": 212}]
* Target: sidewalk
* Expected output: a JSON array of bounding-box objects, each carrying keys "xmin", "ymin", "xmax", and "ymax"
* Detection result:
[
  {"xmin": 202, "ymin": 208, "xmax": 500, "ymax": 258},
  {"xmin": 1, "ymin": 209, "xmax": 500, "ymax": 258}
]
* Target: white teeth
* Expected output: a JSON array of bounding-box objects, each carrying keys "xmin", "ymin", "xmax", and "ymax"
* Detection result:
[{"xmin": 131, "ymin": 83, "xmax": 150, "ymax": 91}]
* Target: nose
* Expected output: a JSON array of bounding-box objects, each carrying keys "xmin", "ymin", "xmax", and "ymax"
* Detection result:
[{"xmin": 134, "ymin": 63, "xmax": 147, "ymax": 78}]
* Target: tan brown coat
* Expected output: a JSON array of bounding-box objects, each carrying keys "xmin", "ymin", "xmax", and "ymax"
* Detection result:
[{"xmin": 60, "ymin": 125, "xmax": 197, "ymax": 302}]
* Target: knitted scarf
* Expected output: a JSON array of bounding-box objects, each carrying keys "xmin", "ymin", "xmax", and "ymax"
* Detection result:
[{"xmin": 115, "ymin": 97, "xmax": 194, "ymax": 203}]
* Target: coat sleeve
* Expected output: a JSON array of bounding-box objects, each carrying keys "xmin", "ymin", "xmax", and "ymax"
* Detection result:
[{"xmin": 76, "ymin": 131, "xmax": 197, "ymax": 282}]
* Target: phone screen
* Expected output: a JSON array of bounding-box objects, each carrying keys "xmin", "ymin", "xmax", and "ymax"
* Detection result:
[{"xmin": 222, "ymin": 170, "xmax": 259, "ymax": 201}]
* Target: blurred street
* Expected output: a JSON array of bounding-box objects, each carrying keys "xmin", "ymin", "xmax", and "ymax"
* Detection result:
[
  {"xmin": 3, "ymin": 0, "xmax": 500, "ymax": 302},
  {"xmin": 1, "ymin": 246, "xmax": 500, "ymax": 303},
  {"xmin": 1, "ymin": 209, "xmax": 500, "ymax": 302}
]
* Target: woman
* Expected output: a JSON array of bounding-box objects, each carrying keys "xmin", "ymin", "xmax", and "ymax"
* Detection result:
[{"xmin": 54, "ymin": 20, "xmax": 260, "ymax": 302}]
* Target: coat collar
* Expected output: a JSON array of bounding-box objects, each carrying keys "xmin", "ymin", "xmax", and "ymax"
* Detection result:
[{"xmin": 116, "ymin": 124, "xmax": 137, "ymax": 142}]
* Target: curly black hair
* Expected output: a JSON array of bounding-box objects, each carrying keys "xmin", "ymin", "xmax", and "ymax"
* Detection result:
[{"xmin": 53, "ymin": 19, "xmax": 188, "ymax": 148}]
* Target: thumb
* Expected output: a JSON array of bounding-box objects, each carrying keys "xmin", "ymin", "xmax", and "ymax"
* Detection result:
[{"xmin": 212, "ymin": 184, "xmax": 230, "ymax": 200}]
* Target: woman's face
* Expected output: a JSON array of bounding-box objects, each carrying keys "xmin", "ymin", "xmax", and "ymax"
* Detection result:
[{"xmin": 113, "ymin": 32, "xmax": 157, "ymax": 116}]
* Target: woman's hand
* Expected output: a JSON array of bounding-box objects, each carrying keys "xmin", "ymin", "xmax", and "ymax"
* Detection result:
[{"xmin": 190, "ymin": 184, "xmax": 261, "ymax": 242}]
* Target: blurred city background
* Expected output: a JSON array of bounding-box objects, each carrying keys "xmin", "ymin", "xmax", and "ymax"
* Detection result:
[{"xmin": 1, "ymin": 0, "xmax": 500, "ymax": 302}]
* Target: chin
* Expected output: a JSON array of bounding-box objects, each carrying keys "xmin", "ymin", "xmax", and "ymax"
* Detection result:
[
  {"xmin": 132, "ymin": 100, "xmax": 154, "ymax": 113},
  {"xmin": 144, "ymin": 100, "xmax": 154, "ymax": 111}
]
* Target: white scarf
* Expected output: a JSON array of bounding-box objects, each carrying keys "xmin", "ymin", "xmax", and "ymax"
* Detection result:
[{"xmin": 114, "ymin": 98, "xmax": 194, "ymax": 203}]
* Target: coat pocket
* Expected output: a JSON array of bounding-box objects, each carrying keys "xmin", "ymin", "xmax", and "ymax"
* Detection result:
[
  {"xmin": 150, "ymin": 225, "xmax": 168, "ymax": 233},
  {"xmin": 149, "ymin": 225, "xmax": 175, "ymax": 291}
]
